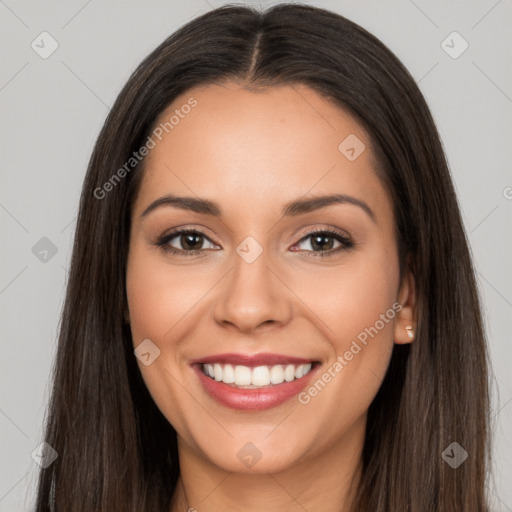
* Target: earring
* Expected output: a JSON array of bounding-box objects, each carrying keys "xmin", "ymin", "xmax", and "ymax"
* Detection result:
[{"xmin": 405, "ymin": 325, "xmax": 414, "ymax": 339}]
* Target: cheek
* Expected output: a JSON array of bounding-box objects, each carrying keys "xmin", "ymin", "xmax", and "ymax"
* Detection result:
[
  {"xmin": 126, "ymin": 244, "xmax": 204, "ymax": 343},
  {"xmin": 296, "ymin": 242, "xmax": 399, "ymax": 347},
  {"xmin": 295, "ymin": 239, "xmax": 399, "ymax": 394},
  {"xmin": 344, "ymin": 255, "xmax": 398, "ymax": 357},
  {"xmin": 333, "ymin": 263, "xmax": 398, "ymax": 350},
  {"xmin": 125, "ymin": 245, "xmax": 199, "ymax": 433}
]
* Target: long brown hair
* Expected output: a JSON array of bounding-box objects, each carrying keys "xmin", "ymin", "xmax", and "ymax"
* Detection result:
[{"xmin": 34, "ymin": 3, "xmax": 491, "ymax": 510}]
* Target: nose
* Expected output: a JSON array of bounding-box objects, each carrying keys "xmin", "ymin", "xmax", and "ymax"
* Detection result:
[{"xmin": 213, "ymin": 247, "xmax": 293, "ymax": 334}]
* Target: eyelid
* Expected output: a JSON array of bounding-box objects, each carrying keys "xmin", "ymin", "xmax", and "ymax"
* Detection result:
[
  {"xmin": 157, "ymin": 225, "xmax": 219, "ymax": 244},
  {"xmin": 294, "ymin": 225, "xmax": 352, "ymax": 242},
  {"xmin": 156, "ymin": 227, "xmax": 220, "ymax": 252}
]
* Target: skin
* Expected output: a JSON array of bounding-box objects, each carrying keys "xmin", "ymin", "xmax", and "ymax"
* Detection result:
[{"xmin": 125, "ymin": 81, "xmax": 416, "ymax": 512}]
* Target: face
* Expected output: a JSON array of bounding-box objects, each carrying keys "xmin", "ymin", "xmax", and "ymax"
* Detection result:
[{"xmin": 125, "ymin": 81, "xmax": 415, "ymax": 475}]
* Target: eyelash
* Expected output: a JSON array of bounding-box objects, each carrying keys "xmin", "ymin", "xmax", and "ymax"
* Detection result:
[{"xmin": 154, "ymin": 227, "xmax": 354, "ymax": 258}]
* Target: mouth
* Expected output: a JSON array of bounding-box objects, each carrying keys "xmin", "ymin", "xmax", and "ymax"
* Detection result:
[{"xmin": 190, "ymin": 353, "xmax": 321, "ymax": 410}]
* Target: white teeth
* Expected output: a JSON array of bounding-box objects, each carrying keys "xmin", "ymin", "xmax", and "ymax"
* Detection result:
[
  {"xmin": 213, "ymin": 363, "xmax": 223, "ymax": 381},
  {"xmin": 201, "ymin": 362, "xmax": 314, "ymax": 387},
  {"xmin": 234, "ymin": 365, "xmax": 252, "ymax": 386},
  {"xmin": 222, "ymin": 364, "xmax": 235, "ymax": 384},
  {"xmin": 284, "ymin": 364, "xmax": 296, "ymax": 382},
  {"xmin": 251, "ymin": 366, "xmax": 270, "ymax": 386},
  {"xmin": 294, "ymin": 363, "xmax": 312, "ymax": 379},
  {"xmin": 270, "ymin": 365, "xmax": 285, "ymax": 384}
]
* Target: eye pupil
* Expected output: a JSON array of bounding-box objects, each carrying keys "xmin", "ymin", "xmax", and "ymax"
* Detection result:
[
  {"xmin": 311, "ymin": 234, "xmax": 334, "ymax": 251},
  {"xmin": 182, "ymin": 233, "xmax": 202, "ymax": 250}
]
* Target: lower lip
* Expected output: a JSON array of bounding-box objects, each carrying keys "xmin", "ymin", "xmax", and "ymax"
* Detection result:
[{"xmin": 192, "ymin": 364, "xmax": 319, "ymax": 411}]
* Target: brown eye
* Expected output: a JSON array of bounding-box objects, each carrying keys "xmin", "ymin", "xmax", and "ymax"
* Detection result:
[
  {"xmin": 176, "ymin": 232, "xmax": 205, "ymax": 251},
  {"xmin": 156, "ymin": 229, "xmax": 218, "ymax": 255},
  {"xmin": 292, "ymin": 229, "xmax": 354, "ymax": 257}
]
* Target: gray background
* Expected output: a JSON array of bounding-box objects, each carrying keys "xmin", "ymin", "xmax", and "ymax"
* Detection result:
[{"xmin": 1, "ymin": 0, "xmax": 511, "ymax": 510}]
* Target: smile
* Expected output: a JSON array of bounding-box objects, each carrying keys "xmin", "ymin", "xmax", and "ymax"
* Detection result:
[{"xmin": 190, "ymin": 353, "xmax": 321, "ymax": 410}]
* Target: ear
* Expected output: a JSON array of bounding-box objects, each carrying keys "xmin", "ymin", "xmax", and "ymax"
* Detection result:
[{"xmin": 393, "ymin": 266, "xmax": 417, "ymax": 344}]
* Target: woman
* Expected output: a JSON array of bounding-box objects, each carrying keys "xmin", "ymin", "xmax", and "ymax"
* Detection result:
[{"xmin": 35, "ymin": 3, "xmax": 491, "ymax": 511}]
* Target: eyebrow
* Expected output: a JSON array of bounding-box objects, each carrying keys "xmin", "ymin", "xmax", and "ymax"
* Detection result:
[{"xmin": 140, "ymin": 193, "xmax": 376, "ymax": 223}]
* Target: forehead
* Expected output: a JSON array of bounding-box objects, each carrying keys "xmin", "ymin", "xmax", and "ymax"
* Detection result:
[{"xmin": 133, "ymin": 82, "xmax": 391, "ymax": 224}]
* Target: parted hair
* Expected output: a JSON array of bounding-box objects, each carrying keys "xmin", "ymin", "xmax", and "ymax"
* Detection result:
[{"xmin": 35, "ymin": 3, "xmax": 491, "ymax": 511}]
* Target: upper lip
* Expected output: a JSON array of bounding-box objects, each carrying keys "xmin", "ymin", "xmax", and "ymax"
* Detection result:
[{"xmin": 190, "ymin": 352, "xmax": 318, "ymax": 367}]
